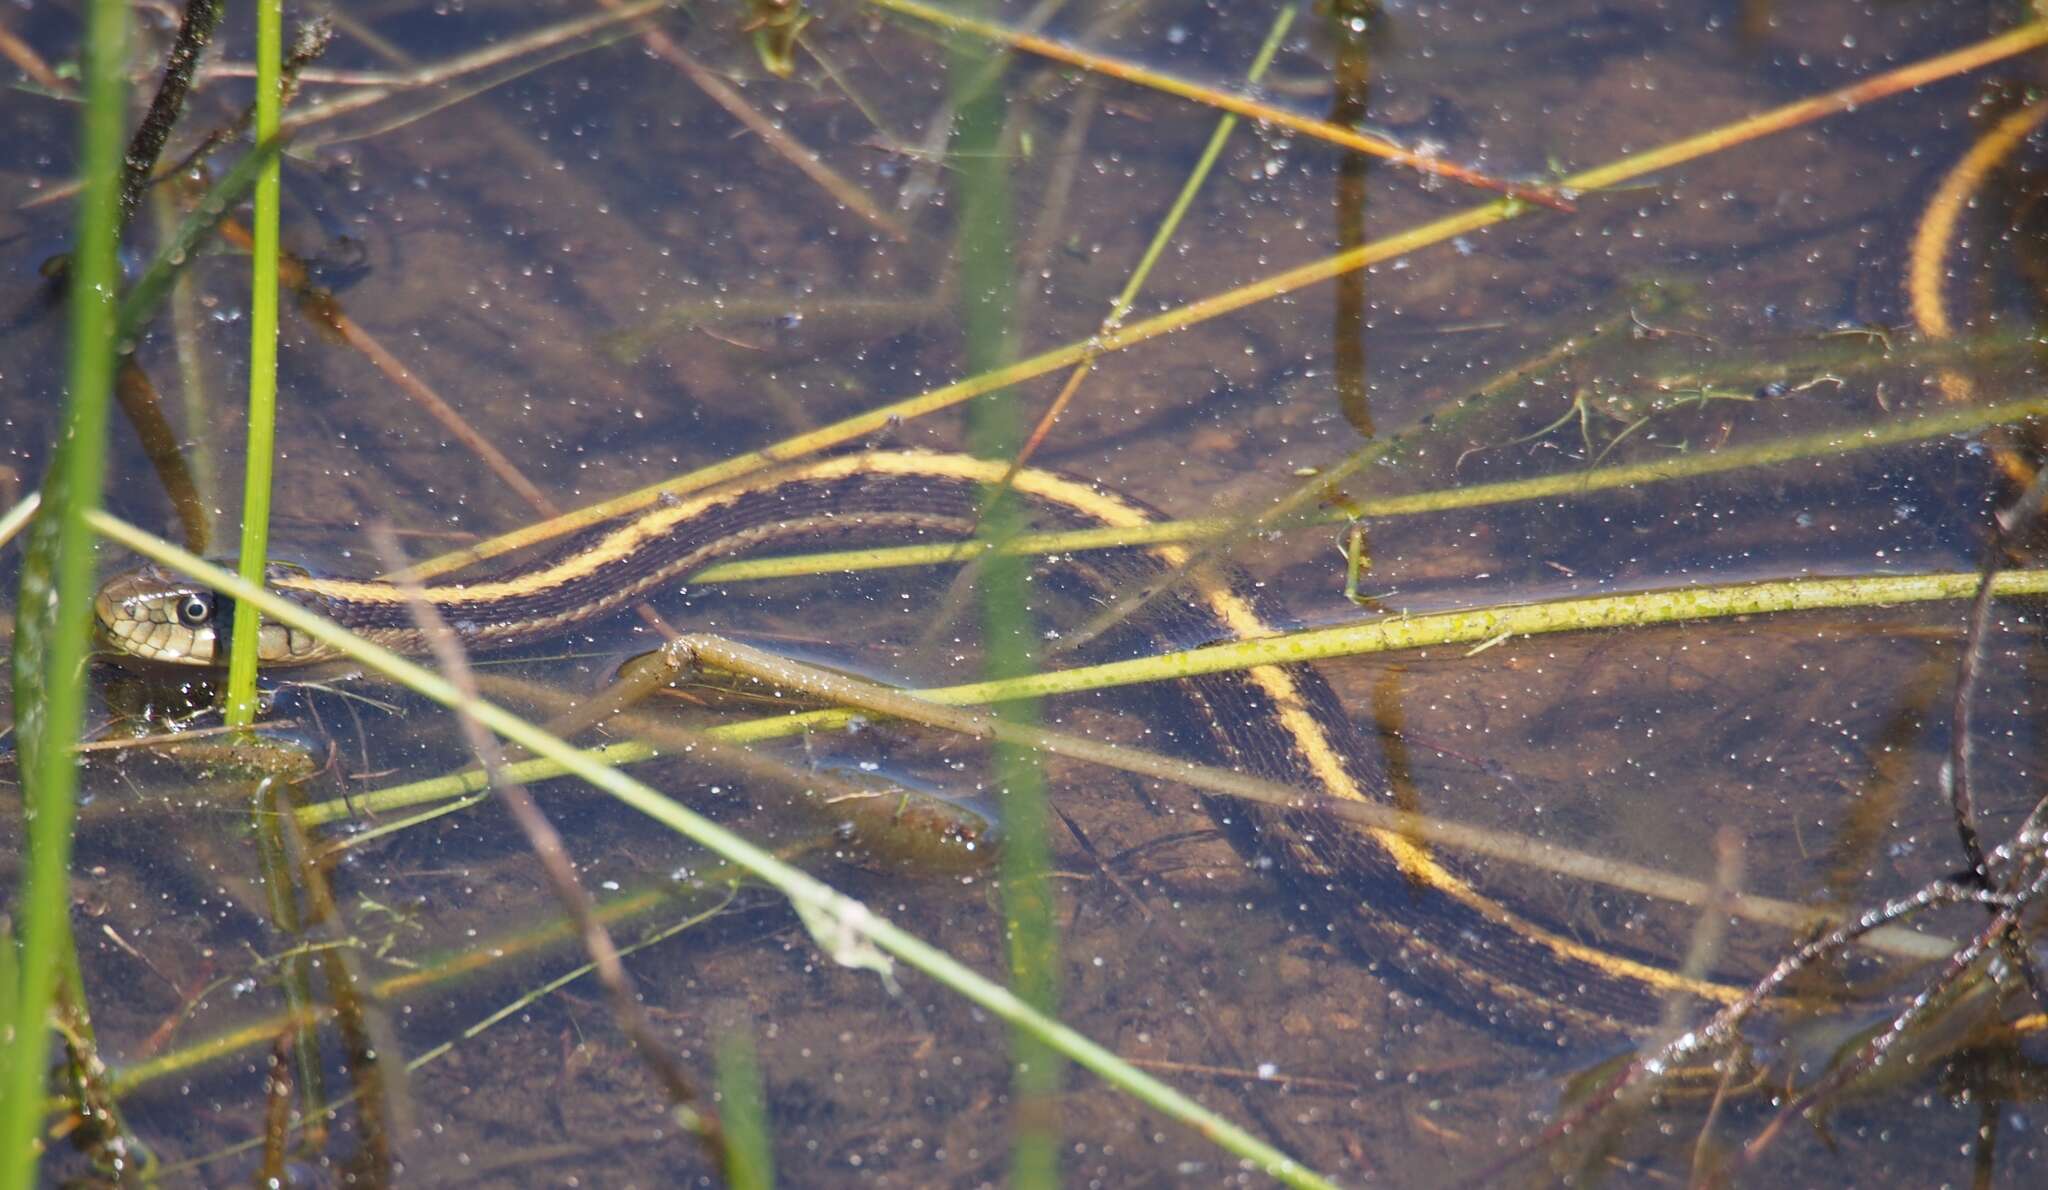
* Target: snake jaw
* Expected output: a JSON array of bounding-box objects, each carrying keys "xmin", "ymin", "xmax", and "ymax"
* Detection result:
[
  {"xmin": 94, "ymin": 561, "xmax": 343, "ymax": 666},
  {"xmin": 93, "ymin": 563, "xmax": 219, "ymax": 666}
]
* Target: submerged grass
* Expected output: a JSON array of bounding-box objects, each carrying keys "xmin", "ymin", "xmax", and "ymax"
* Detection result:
[
  {"xmin": 698, "ymin": 567, "xmax": 2048, "ymax": 720},
  {"xmin": 0, "ymin": 2, "xmax": 126, "ymax": 1185},
  {"xmin": 271, "ymin": 574, "xmax": 2018, "ymax": 967},
  {"xmin": 866, "ymin": 0, "xmax": 1565, "ymax": 207},
  {"xmin": 672, "ymin": 390, "xmax": 2048, "ymax": 594},
  {"xmin": 945, "ymin": 9, "xmax": 1061, "ymax": 1178},
  {"xmin": 393, "ymin": 19, "xmax": 2048, "ymax": 584},
  {"xmin": 716, "ymin": 1027, "xmax": 775, "ymax": 1190},
  {"xmin": 1001, "ymin": 5, "xmax": 1297, "ymax": 480},
  {"xmin": 117, "ymin": 873, "xmax": 748, "ymax": 1176},
  {"xmin": 104, "ymin": 866, "xmax": 750, "ymax": 1102},
  {"xmin": 25, "ymin": 9, "xmax": 2048, "ymax": 1182},
  {"xmin": 85, "ymin": 516, "xmax": 1337, "ymax": 1188}
]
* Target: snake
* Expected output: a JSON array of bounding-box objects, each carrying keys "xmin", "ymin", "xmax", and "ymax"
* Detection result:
[{"xmin": 93, "ymin": 448, "xmax": 1760, "ymax": 1042}]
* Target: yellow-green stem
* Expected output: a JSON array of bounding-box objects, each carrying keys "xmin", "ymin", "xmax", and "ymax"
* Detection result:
[
  {"xmin": 86, "ymin": 513, "xmax": 1334, "ymax": 1189},
  {"xmin": 224, "ymin": 0, "xmax": 284, "ymax": 726},
  {"xmin": 716, "ymin": 1027, "xmax": 775, "ymax": 1190},
  {"xmin": 681, "ymin": 393, "xmax": 2048, "ymax": 586},
  {"xmin": 0, "ymin": 493, "xmax": 40, "ymax": 554},
  {"xmin": 734, "ymin": 568, "xmax": 2048, "ymax": 719},
  {"xmin": 1, "ymin": 1, "xmax": 126, "ymax": 1184}
]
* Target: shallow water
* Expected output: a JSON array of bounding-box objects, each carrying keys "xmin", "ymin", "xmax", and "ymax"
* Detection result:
[{"xmin": 5, "ymin": 0, "xmax": 2048, "ymax": 1183}]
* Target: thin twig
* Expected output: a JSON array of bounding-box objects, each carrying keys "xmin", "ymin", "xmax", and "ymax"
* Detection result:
[
  {"xmin": 8, "ymin": 2, "xmax": 653, "ymax": 207},
  {"xmin": 865, "ymin": 0, "xmax": 1573, "ymax": 209},
  {"xmin": 1736, "ymin": 865, "xmax": 2048, "ymax": 1168},
  {"xmin": 281, "ymin": 0, "xmax": 673, "ymax": 137},
  {"xmin": 197, "ymin": 63, "xmax": 415, "ymax": 85},
  {"xmin": 120, "ymin": 0, "xmax": 226, "ymax": 225},
  {"xmin": 1476, "ymin": 875, "xmax": 2005, "ymax": 1186},
  {"xmin": 1945, "ymin": 542, "xmax": 1998, "ymax": 879},
  {"xmin": 0, "ymin": 490, "xmax": 39, "ymax": 554},
  {"xmin": 319, "ymin": 285, "xmax": 560, "ymax": 515},
  {"xmin": 367, "ymin": 525, "xmax": 726, "ymax": 1163},
  {"xmin": 72, "ymin": 719, "xmax": 300, "ymax": 753},
  {"xmin": 0, "ymin": 14, "xmax": 68, "ymax": 93},
  {"xmin": 1943, "ymin": 524, "xmax": 2048, "ymax": 1012},
  {"xmin": 998, "ymin": 5, "xmax": 1296, "ymax": 486},
  {"xmin": 172, "ymin": 17, "xmax": 332, "ymax": 181},
  {"xmin": 90, "ymin": 514, "xmax": 1334, "ymax": 1188},
  {"xmin": 601, "ymin": 0, "xmax": 909, "ymax": 241}
]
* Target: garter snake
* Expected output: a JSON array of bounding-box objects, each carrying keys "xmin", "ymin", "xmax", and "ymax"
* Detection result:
[{"xmin": 94, "ymin": 448, "xmax": 1757, "ymax": 1041}]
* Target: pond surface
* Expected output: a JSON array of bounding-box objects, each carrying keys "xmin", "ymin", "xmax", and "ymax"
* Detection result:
[{"xmin": 6, "ymin": 0, "xmax": 2048, "ymax": 1184}]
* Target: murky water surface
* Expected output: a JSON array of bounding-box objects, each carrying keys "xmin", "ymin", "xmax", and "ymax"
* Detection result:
[{"xmin": 6, "ymin": 0, "xmax": 2048, "ymax": 1183}]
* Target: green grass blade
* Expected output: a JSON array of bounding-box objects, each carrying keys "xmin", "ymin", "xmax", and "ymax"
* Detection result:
[
  {"xmin": 0, "ymin": 2, "xmax": 127, "ymax": 1185},
  {"xmin": 86, "ymin": 515, "xmax": 1336, "ymax": 1189},
  {"xmin": 945, "ymin": 8, "xmax": 1063, "ymax": 1179},
  {"xmin": 716, "ymin": 1027, "xmax": 775, "ymax": 1190},
  {"xmin": 687, "ymin": 567, "xmax": 2048, "ymax": 727},
  {"xmin": 287, "ymin": 561, "xmax": 2048, "ymax": 850},
  {"xmin": 222, "ymin": 0, "xmax": 286, "ymax": 726},
  {"xmin": 1107, "ymin": 7, "xmax": 1295, "ymax": 328}
]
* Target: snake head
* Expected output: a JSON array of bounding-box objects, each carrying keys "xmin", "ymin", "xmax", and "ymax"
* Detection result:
[{"xmin": 94, "ymin": 562, "xmax": 328, "ymax": 666}]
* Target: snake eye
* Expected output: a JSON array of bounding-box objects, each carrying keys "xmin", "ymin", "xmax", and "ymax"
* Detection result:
[{"xmin": 176, "ymin": 593, "xmax": 214, "ymax": 627}]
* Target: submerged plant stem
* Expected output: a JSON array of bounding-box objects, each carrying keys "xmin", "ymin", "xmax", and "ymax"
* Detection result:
[
  {"xmin": 944, "ymin": 11, "xmax": 1061, "ymax": 1177},
  {"xmin": 289, "ymin": 635, "xmax": 1961, "ymax": 966},
  {"xmin": 87, "ymin": 515, "xmax": 1336, "ymax": 1189},
  {"xmin": 118, "ymin": 0, "xmax": 223, "ymax": 225},
  {"xmin": 802, "ymin": 567, "xmax": 2048, "ymax": 712},
  {"xmin": 677, "ymin": 393, "xmax": 2048, "ymax": 588},
  {"xmin": 863, "ymin": 0, "xmax": 1565, "ymax": 206},
  {"xmin": 105, "ymin": 866, "xmax": 753, "ymax": 1103},
  {"xmin": 1001, "ymin": 5, "xmax": 1296, "ymax": 482},
  {"xmin": 395, "ymin": 20, "xmax": 2048, "ymax": 583}
]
